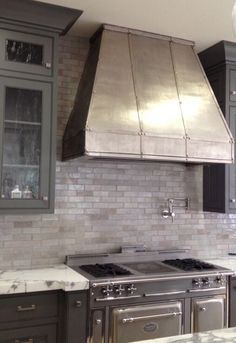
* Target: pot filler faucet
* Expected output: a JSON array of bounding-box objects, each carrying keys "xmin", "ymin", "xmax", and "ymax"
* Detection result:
[{"xmin": 162, "ymin": 198, "xmax": 190, "ymax": 222}]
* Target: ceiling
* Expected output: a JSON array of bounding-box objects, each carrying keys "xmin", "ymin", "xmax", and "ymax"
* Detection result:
[{"xmin": 36, "ymin": 0, "xmax": 236, "ymax": 52}]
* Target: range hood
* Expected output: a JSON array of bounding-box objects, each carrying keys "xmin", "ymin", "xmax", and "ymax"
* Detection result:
[{"xmin": 63, "ymin": 24, "xmax": 234, "ymax": 163}]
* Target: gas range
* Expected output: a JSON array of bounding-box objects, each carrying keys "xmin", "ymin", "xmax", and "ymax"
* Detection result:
[
  {"xmin": 66, "ymin": 252, "xmax": 233, "ymax": 342},
  {"xmin": 66, "ymin": 252, "xmax": 232, "ymax": 294},
  {"xmin": 79, "ymin": 258, "xmax": 221, "ymax": 278}
]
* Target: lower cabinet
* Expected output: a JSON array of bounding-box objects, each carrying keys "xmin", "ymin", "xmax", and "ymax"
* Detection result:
[
  {"xmin": 229, "ymin": 276, "xmax": 236, "ymax": 327},
  {"xmin": 63, "ymin": 291, "xmax": 88, "ymax": 343},
  {"xmin": 0, "ymin": 324, "xmax": 57, "ymax": 343},
  {"xmin": 0, "ymin": 292, "xmax": 59, "ymax": 343},
  {"xmin": 0, "ymin": 290, "xmax": 88, "ymax": 343}
]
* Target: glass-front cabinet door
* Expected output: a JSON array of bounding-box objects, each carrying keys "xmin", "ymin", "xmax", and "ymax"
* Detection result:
[
  {"xmin": 0, "ymin": 30, "xmax": 53, "ymax": 76},
  {"xmin": 0, "ymin": 76, "xmax": 51, "ymax": 210}
]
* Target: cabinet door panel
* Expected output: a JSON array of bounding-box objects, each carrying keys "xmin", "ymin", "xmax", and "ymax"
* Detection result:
[
  {"xmin": 0, "ymin": 76, "xmax": 51, "ymax": 209},
  {"xmin": 0, "ymin": 324, "xmax": 57, "ymax": 343},
  {"xmin": 65, "ymin": 291, "xmax": 88, "ymax": 343},
  {"xmin": 230, "ymin": 70, "xmax": 236, "ymax": 102},
  {"xmin": 0, "ymin": 29, "xmax": 53, "ymax": 76},
  {"xmin": 229, "ymin": 276, "xmax": 236, "ymax": 327},
  {"xmin": 229, "ymin": 106, "xmax": 236, "ymax": 210}
]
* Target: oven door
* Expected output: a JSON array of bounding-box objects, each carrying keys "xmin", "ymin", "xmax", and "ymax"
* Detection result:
[
  {"xmin": 191, "ymin": 295, "xmax": 225, "ymax": 333},
  {"xmin": 111, "ymin": 301, "xmax": 183, "ymax": 343}
]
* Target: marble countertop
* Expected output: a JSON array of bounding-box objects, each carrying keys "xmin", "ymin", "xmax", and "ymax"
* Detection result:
[
  {"xmin": 0, "ymin": 255, "xmax": 235, "ymax": 296},
  {"xmin": 0, "ymin": 264, "xmax": 89, "ymax": 294},
  {"xmin": 131, "ymin": 327, "xmax": 236, "ymax": 343},
  {"xmin": 206, "ymin": 256, "xmax": 236, "ymax": 275}
]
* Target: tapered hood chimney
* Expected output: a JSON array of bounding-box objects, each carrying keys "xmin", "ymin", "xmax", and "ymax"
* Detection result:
[{"xmin": 63, "ymin": 25, "xmax": 234, "ymax": 164}]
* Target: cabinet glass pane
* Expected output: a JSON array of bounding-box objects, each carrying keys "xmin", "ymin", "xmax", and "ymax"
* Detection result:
[
  {"xmin": 3, "ymin": 122, "xmax": 41, "ymax": 165},
  {"xmin": 1, "ymin": 86, "xmax": 42, "ymax": 200},
  {"xmin": 5, "ymin": 87, "xmax": 42, "ymax": 122},
  {"xmin": 5, "ymin": 39, "xmax": 43, "ymax": 65},
  {"xmin": 2, "ymin": 166, "xmax": 39, "ymax": 199}
]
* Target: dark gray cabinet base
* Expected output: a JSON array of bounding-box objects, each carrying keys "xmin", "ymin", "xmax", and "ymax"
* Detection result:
[
  {"xmin": 0, "ymin": 324, "xmax": 57, "ymax": 343},
  {"xmin": 0, "ymin": 290, "xmax": 88, "ymax": 343},
  {"xmin": 63, "ymin": 291, "xmax": 88, "ymax": 343},
  {"xmin": 229, "ymin": 276, "xmax": 236, "ymax": 327},
  {"xmin": 0, "ymin": 292, "xmax": 59, "ymax": 343}
]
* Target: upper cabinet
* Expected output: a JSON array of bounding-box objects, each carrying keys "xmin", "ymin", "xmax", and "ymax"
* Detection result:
[
  {"xmin": 199, "ymin": 41, "xmax": 236, "ymax": 213},
  {"xmin": 0, "ymin": 0, "xmax": 82, "ymax": 213},
  {"xmin": 0, "ymin": 29, "xmax": 53, "ymax": 76}
]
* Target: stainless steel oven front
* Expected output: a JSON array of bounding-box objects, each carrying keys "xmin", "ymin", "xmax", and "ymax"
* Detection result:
[{"xmin": 88, "ymin": 275, "xmax": 228, "ymax": 343}]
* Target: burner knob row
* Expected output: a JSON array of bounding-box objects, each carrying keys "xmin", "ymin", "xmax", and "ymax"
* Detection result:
[
  {"xmin": 192, "ymin": 277, "xmax": 210, "ymax": 288},
  {"xmin": 192, "ymin": 276, "xmax": 225, "ymax": 289},
  {"xmin": 101, "ymin": 284, "xmax": 137, "ymax": 297}
]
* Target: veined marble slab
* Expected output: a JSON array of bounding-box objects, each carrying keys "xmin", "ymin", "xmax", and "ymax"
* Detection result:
[
  {"xmin": 131, "ymin": 327, "xmax": 236, "ymax": 342},
  {"xmin": 0, "ymin": 264, "xmax": 89, "ymax": 294},
  {"xmin": 206, "ymin": 257, "xmax": 236, "ymax": 275}
]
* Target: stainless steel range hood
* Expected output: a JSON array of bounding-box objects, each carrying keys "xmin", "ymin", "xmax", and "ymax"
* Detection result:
[{"xmin": 63, "ymin": 24, "xmax": 234, "ymax": 163}]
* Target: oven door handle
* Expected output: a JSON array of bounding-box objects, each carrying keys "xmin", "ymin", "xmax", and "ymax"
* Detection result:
[
  {"xmin": 95, "ymin": 295, "xmax": 142, "ymax": 302},
  {"xmin": 188, "ymin": 287, "xmax": 226, "ymax": 293},
  {"xmin": 144, "ymin": 290, "xmax": 186, "ymax": 297},
  {"xmin": 122, "ymin": 311, "xmax": 182, "ymax": 324}
]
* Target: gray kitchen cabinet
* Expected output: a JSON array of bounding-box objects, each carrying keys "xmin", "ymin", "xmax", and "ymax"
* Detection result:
[
  {"xmin": 0, "ymin": 0, "xmax": 82, "ymax": 213},
  {"xmin": 199, "ymin": 41, "xmax": 236, "ymax": 213},
  {"xmin": 0, "ymin": 325, "xmax": 57, "ymax": 343},
  {"xmin": 0, "ymin": 76, "xmax": 52, "ymax": 211},
  {"xmin": 0, "ymin": 26, "xmax": 56, "ymax": 214},
  {"xmin": 0, "ymin": 291, "xmax": 59, "ymax": 343},
  {"xmin": 63, "ymin": 291, "xmax": 88, "ymax": 343},
  {"xmin": 0, "ymin": 29, "xmax": 53, "ymax": 77},
  {"xmin": 0, "ymin": 290, "xmax": 88, "ymax": 343},
  {"xmin": 229, "ymin": 276, "xmax": 236, "ymax": 327}
]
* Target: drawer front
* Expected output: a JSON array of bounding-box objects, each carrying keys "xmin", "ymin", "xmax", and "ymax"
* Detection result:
[
  {"xmin": 0, "ymin": 324, "xmax": 57, "ymax": 343},
  {"xmin": 0, "ymin": 293, "xmax": 58, "ymax": 323}
]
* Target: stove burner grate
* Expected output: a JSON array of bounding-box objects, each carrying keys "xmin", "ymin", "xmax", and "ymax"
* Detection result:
[
  {"xmin": 162, "ymin": 258, "xmax": 217, "ymax": 271},
  {"xmin": 80, "ymin": 263, "xmax": 132, "ymax": 278}
]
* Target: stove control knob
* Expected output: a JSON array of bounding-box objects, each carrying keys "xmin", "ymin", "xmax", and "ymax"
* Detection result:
[
  {"xmin": 101, "ymin": 286, "xmax": 112, "ymax": 296},
  {"xmin": 114, "ymin": 285, "xmax": 125, "ymax": 296},
  {"xmin": 202, "ymin": 277, "xmax": 209, "ymax": 286},
  {"xmin": 215, "ymin": 276, "xmax": 224, "ymax": 285},
  {"xmin": 192, "ymin": 279, "xmax": 200, "ymax": 287},
  {"xmin": 127, "ymin": 284, "xmax": 137, "ymax": 295}
]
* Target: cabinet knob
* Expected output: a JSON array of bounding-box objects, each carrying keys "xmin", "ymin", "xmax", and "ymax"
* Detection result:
[
  {"xmin": 230, "ymin": 198, "xmax": 236, "ymax": 203},
  {"xmin": 231, "ymin": 90, "xmax": 236, "ymax": 95},
  {"xmin": 42, "ymin": 196, "xmax": 48, "ymax": 201},
  {"xmin": 75, "ymin": 300, "xmax": 82, "ymax": 308},
  {"xmin": 95, "ymin": 319, "xmax": 102, "ymax": 325},
  {"xmin": 44, "ymin": 62, "xmax": 52, "ymax": 69}
]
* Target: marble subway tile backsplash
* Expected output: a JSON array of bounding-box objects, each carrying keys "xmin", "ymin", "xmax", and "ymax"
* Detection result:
[{"xmin": 0, "ymin": 35, "xmax": 235, "ymax": 269}]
